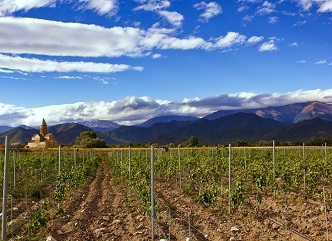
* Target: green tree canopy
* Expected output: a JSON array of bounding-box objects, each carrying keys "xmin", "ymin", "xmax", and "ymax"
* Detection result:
[
  {"xmin": 182, "ymin": 136, "xmax": 198, "ymax": 147},
  {"xmin": 75, "ymin": 131, "xmax": 107, "ymax": 148}
]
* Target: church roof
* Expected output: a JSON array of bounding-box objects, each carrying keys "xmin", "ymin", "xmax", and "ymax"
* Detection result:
[{"xmin": 42, "ymin": 118, "xmax": 47, "ymax": 125}]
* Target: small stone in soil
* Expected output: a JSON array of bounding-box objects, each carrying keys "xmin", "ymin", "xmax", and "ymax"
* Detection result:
[
  {"xmin": 272, "ymin": 223, "xmax": 279, "ymax": 230},
  {"xmin": 46, "ymin": 236, "xmax": 57, "ymax": 241},
  {"xmin": 231, "ymin": 226, "xmax": 239, "ymax": 232},
  {"xmin": 112, "ymin": 219, "xmax": 121, "ymax": 224}
]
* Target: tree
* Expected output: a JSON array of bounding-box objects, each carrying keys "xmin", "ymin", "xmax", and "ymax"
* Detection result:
[
  {"xmin": 75, "ymin": 131, "xmax": 107, "ymax": 148},
  {"xmin": 123, "ymin": 141, "xmax": 133, "ymax": 147},
  {"xmin": 182, "ymin": 136, "xmax": 198, "ymax": 147},
  {"xmin": 234, "ymin": 140, "xmax": 248, "ymax": 147},
  {"xmin": 307, "ymin": 137, "xmax": 332, "ymax": 146}
]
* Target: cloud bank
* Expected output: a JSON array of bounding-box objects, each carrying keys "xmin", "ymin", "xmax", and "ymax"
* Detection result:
[
  {"xmin": 0, "ymin": 17, "xmax": 263, "ymax": 58},
  {"xmin": 0, "ymin": 54, "xmax": 143, "ymax": 73},
  {"xmin": 0, "ymin": 17, "xmax": 267, "ymax": 73},
  {"xmin": 1, "ymin": 89, "xmax": 331, "ymax": 127},
  {"xmin": 0, "ymin": 0, "xmax": 119, "ymax": 16}
]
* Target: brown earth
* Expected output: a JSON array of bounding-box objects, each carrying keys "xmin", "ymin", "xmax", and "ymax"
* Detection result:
[{"xmin": 10, "ymin": 161, "xmax": 330, "ymax": 241}]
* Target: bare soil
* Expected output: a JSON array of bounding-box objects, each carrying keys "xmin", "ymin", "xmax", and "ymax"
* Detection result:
[{"xmin": 12, "ymin": 161, "xmax": 330, "ymax": 241}]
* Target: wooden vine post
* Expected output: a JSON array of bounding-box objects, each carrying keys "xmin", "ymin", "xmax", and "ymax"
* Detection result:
[
  {"xmin": 151, "ymin": 145, "xmax": 155, "ymax": 241},
  {"xmin": 1, "ymin": 136, "xmax": 10, "ymax": 240},
  {"xmin": 228, "ymin": 144, "xmax": 231, "ymax": 214}
]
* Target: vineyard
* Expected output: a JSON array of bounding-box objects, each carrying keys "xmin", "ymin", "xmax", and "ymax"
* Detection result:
[{"xmin": 0, "ymin": 143, "xmax": 331, "ymax": 240}]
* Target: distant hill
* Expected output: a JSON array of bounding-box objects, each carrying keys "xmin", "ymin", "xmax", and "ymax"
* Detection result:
[
  {"xmin": 2, "ymin": 101, "xmax": 332, "ymax": 146},
  {"xmin": 48, "ymin": 123, "xmax": 94, "ymax": 145},
  {"xmin": 78, "ymin": 120, "xmax": 120, "ymax": 132},
  {"xmin": 0, "ymin": 123, "xmax": 120, "ymax": 145},
  {"xmin": 204, "ymin": 101, "xmax": 332, "ymax": 123},
  {"xmin": 138, "ymin": 115, "xmax": 199, "ymax": 127},
  {"xmin": 158, "ymin": 112, "xmax": 287, "ymax": 144},
  {"xmin": 0, "ymin": 126, "xmax": 12, "ymax": 134},
  {"xmin": 0, "ymin": 127, "xmax": 38, "ymax": 145},
  {"xmin": 101, "ymin": 112, "xmax": 332, "ymax": 144},
  {"xmin": 1, "ymin": 114, "xmax": 332, "ymax": 145},
  {"xmin": 264, "ymin": 118, "xmax": 332, "ymax": 142},
  {"xmin": 18, "ymin": 125, "xmax": 36, "ymax": 129},
  {"xmin": 103, "ymin": 120, "xmax": 193, "ymax": 143}
]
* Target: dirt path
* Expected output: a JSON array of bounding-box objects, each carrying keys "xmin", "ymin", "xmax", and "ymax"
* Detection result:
[{"xmin": 46, "ymin": 162, "xmax": 151, "ymax": 240}]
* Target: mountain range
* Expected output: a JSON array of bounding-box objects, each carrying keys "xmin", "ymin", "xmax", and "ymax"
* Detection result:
[
  {"xmin": 204, "ymin": 101, "xmax": 332, "ymax": 122},
  {"xmin": 77, "ymin": 120, "xmax": 120, "ymax": 132},
  {"xmin": 1, "ymin": 101, "xmax": 332, "ymax": 146}
]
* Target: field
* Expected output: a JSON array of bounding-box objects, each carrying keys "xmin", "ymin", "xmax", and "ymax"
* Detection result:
[{"xmin": 0, "ymin": 145, "xmax": 331, "ymax": 240}]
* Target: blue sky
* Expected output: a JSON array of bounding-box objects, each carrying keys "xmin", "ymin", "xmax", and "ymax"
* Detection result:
[{"xmin": 0, "ymin": 0, "xmax": 332, "ymax": 126}]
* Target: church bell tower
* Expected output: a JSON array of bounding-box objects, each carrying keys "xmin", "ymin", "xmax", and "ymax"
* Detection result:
[{"xmin": 40, "ymin": 118, "xmax": 48, "ymax": 136}]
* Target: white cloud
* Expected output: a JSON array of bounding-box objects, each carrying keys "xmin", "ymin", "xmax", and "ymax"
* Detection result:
[
  {"xmin": 152, "ymin": 53, "xmax": 162, "ymax": 59},
  {"xmin": 257, "ymin": 1, "xmax": 276, "ymax": 15},
  {"xmin": 238, "ymin": 6, "xmax": 249, "ymax": 12},
  {"xmin": 0, "ymin": 17, "xmax": 145, "ymax": 57},
  {"xmin": 158, "ymin": 10, "xmax": 184, "ymax": 26},
  {"xmin": 1, "ymin": 17, "xmax": 218, "ymax": 57},
  {"xmin": 315, "ymin": 59, "xmax": 328, "ymax": 64},
  {"xmin": 263, "ymin": 1, "xmax": 275, "ymax": 9},
  {"xmin": 193, "ymin": 1, "xmax": 222, "ymax": 22},
  {"xmin": 296, "ymin": 0, "xmax": 332, "ymax": 12},
  {"xmin": 0, "ymin": 0, "xmax": 120, "ymax": 16},
  {"xmin": 0, "ymin": 17, "xmax": 265, "ymax": 68},
  {"xmin": 269, "ymin": 16, "xmax": 278, "ymax": 23},
  {"xmin": 77, "ymin": 0, "xmax": 118, "ymax": 15},
  {"xmin": 296, "ymin": 60, "xmax": 306, "ymax": 63},
  {"xmin": 297, "ymin": 0, "xmax": 314, "ymax": 11},
  {"xmin": 239, "ymin": 0, "xmax": 332, "ymax": 14},
  {"xmin": 134, "ymin": 0, "xmax": 170, "ymax": 11},
  {"xmin": 134, "ymin": 0, "xmax": 183, "ymax": 26},
  {"xmin": 0, "ymin": 68, "xmax": 14, "ymax": 73},
  {"xmin": 293, "ymin": 20, "xmax": 307, "ymax": 26},
  {"xmin": 0, "ymin": 0, "xmax": 55, "ymax": 16},
  {"xmin": 93, "ymin": 76, "xmax": 110, "ymax": 84},
  {"xmin": 55, "ymin": 76, "xmax": 83, "ymax": 79},
  {"xmin": 0, "ymin": 54, "xmax": 143, "ymax": 73},
  {"xmin": 0, "ymin": 76, "xmax": 26, "ymax": 80},
  {"xmin": 214, "ymin": 32, "xmax": 247, "ymax": 48},
  {"xmin": 1, "ymin": 89, "xmax": 332, "ymax": 126},
  {"xmin": 243, "ymin": 15, "xmax": 254, "ymax": 22},
  {"xmin": 247, "ymin": 36, "xmax": 264, "ymax": 44},
  {"xmin": 238, "ymin": 0, "xmax": 262, "ymax": 3},
  {"xmin": 318, "ymin": 0, "xmax": 332, "ymax": 12},
  {"xmin": 157, "ymin": 36, "xmax": 212, "ymax": 50},
  {"xmin": 289, "ymin": 42, "xmax": 299, "ymax": 47},
  {"xmin": 258, "ymin": 39, "xmax": 278, "ymax": 51}
]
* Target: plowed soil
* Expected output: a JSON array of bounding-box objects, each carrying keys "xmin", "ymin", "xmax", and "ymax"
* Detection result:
[{"xmin": 38, "ymin": 161, "xmax": 330, "ymax": 241}]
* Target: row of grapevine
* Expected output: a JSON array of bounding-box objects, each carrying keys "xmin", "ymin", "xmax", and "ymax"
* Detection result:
[
  {"xmin": 108, "ymin": 144, "xmax": 331, "ymax": 240},
  {"xmin": 1, "ymin": 142, "xmax": 330, "ymax": 240},
  {"xmin": 0, "ymin": 143, "xmax": 103, "ymax": 240}
]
